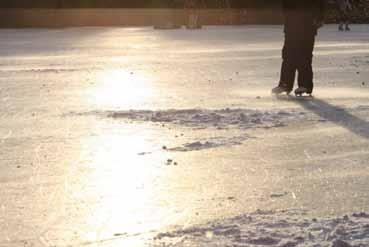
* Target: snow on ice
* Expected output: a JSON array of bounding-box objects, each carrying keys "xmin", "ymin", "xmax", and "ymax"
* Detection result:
[{"xmin": 154, "ymin": 210, "xmax": 369, "ymax": 247}]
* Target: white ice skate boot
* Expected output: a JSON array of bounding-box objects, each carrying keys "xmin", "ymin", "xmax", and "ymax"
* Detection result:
[{"xmin": 294, "ymin": 87, "xmax": 312, "ymax": 97}]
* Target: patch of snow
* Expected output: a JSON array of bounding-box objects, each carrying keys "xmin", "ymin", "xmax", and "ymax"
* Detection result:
[
  {"xmin": 107, "ymin": 108, "xmax": 302, "ymax": 130},
  {"xmin": 153, "ymin": 210, "xmax": 369, "ymax": 247},
  {"xmin": 167, "ymin": 135, "xmax": 249, "ymax": 152}
]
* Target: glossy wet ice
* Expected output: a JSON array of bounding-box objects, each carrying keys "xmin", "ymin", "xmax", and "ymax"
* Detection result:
[{"xmin": 1, "ymin": 25, "xmax": 369, "ymax": 246}]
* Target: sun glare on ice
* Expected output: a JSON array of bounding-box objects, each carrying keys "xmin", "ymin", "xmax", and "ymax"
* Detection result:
[{"xmin": 91, "ymin": 69, "xmax": 153, "ymax": 108}]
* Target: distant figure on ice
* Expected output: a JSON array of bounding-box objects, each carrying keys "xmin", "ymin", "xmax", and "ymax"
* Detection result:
[
  {"xmin": 336, "ymin": 0, "xmax": 353, "ymax": 31},
  {"xmin": 185, "ymin": 0, "xmax": 202, "ymax": 29},
  {"xmin": 272, "ymin": 0, "xmax": 326, "ymax": 96}
]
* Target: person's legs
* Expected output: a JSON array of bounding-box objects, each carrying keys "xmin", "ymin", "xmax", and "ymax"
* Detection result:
[
  {"xmin": 345, "ymin": 14, "xmax": 350, "ymax": 31},
  {"xmin": 279, "ymin": 35, "xmax": 297, "ymax": 92},
  {"xmin": 339, "ymin": 10, "xmax": 351, "ymax": 31},
  {"xmin": 297, "ymin": 34, "xmax": 315, "ymax": 93},
  {"xmin": 343, "ymin": 11, "xmax": 350, "ymax": 31},
  {"xmin": 339, "ymin": 22, "xmax": 344, "ymax": 31},
  {"xmin": 345, "ymin": 21, "xmax": 350, "ymax": 31},
  {"xmin": 338, "ymin": 10, "xmax": 345, "ymax": 31}
]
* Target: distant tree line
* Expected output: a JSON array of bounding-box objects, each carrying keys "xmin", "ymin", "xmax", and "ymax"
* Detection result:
[
  {"xmin": 0, "ymin": 0, "xmax": 281, "ymax": 8},
  {"xmin": 1, "ymin": 0, "xmax": 368, "ymax": 11},
  {"xmin": 1, "ymin": 0, "xmax": 369, "ymax": 22}
]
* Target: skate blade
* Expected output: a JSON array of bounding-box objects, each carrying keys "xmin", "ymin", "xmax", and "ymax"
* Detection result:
[{"xmin": 295, "ymin": 93, "xmax": 314, "ymax": 99}]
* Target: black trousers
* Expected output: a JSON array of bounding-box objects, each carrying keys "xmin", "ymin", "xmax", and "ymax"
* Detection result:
[
  {"xmin": 279, "ymin": 31, "xmax": 316, "ymax": 92},
  {"xmin": 338, "ymin": 10, "xmax": 350, "ymax": 23}
]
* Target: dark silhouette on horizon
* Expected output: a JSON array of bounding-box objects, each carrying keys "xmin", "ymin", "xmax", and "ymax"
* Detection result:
[
  {"xmin": 0, "ymin": 0, "xmax": 280, "ymax": 9},
  {"xmin": 337, "ymin": 0, "xmax": 353, "ymax": 31}
]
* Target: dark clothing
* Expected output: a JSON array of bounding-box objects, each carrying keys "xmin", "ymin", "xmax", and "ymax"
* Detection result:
[
  {"xmin": 280, "ymin": 35, "xmax": 315, "ymax": 91},
  {"xmin": 184, "ymin": 0, "xmax": 197, "ymax": 9},
  {"xmin": 338, "ymin": 10, "xmax": 350, "ymax": 23},
  {"xmin": 279, "ymin": 0, "xmax": 326, "ymax": 92},
  {"xmin": 336, "ymin": 0, "xmax": 352, "ymax": 24},
  {"xmin": 283, "ymin": 0, "xmax": 326, "ymax": 21},
  {"xmin": 336, "ymin": 0, "xmax": 353, "ymax": 13}
]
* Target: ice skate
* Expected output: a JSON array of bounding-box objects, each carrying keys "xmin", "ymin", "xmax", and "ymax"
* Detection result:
[
  {"xmin": 339, "ymin": 24, "xmax": 344, "ymax": 31},
  {"xmin": 294, "ymin": 87, "xmax": 312, "ymax": 97},
  {"xmin": 271, "ymin": 85, "xmax": 291, "ymax": 95}
]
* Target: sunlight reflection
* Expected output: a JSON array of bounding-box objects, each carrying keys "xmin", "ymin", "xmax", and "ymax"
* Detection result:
[
  {"xmin": 91, "ymin": 69, "xmax": 153, "ymax": 109},
  {"xmin": 78, "ymin": 126, "xmax": 166, "ymax": 246}
]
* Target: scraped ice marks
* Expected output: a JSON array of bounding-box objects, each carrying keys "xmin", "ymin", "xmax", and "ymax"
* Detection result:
[
  {"xmin": 108, "ymin": 108, "xmax": 301, "ymax": 130},
  {"xmin": 352, "ymin": 56, "xmax": 369, "ymax": 67},
  {"xmin": 153, "ymin": 210, "xmax": 369, "ymax": 247},
  {"xmin": 270, "ymin": 191, "xmax": 289, "ymax": 198},
  {"xmin": 356, "ymin": 105, "xmax": 369, "ymax": 112},
  {"xmin": 167, "ymin": 135, "xmax": 250, "ymax": 152},
  {"xmin": 138, "ymin": 151, "xmax": 152, "ymax": 156}
]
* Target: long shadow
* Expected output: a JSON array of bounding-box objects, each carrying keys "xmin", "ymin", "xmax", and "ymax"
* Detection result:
[{"xmin": 294, "ymin": 98, "xmax": 369, "ymax": 139}]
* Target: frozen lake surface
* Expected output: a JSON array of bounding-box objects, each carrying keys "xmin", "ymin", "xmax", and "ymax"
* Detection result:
[{"xmin": 1, "ymin": 25, "xmax": 369, "ymax": 246}]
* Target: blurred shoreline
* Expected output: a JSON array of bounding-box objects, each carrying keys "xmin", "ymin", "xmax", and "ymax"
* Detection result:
[{"xmin": 0, "ymin": 6, "xmax": 368, "ymax": 28}]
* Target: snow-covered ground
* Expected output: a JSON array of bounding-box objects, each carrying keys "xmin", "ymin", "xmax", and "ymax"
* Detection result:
[{"xmin": 1, "ymin": 25, "xmax": 369, "ymax": 246}]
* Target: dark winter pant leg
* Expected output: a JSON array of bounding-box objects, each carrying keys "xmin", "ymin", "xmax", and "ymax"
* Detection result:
[
  {"xmin": 279, "ymin": 35, "xmax": 297, "ymax": 91},
  {"xmin": 339, "ymin": 11, "xmax": 349, "ymax": 23},
  {"xmin": 280, "ymin": 60, "xmax": 296, "ymax": 91},
  {"xmin": 297, "ymin": 35, "xmax": 315, "ymax": 91},
  {"xmin": 297, "ymin": 59, "xmax": 313, "ymax": 91}
]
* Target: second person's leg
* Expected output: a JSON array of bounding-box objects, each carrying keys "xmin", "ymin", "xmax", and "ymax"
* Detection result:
[{"xmin": 297, "ymin": 34, "xmax": 316, "ymax": 93}]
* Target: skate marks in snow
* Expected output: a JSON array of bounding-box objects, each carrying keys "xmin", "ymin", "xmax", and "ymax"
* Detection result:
[
  {"xmin": 352, "ymin": 55, "xmax": 369, "ymax": 67},
  {"xmin": 65, "ymin": 104, "xmax": 369, "ymax": 152},
  {"xmin": 153, "ymin": 210, "xmax": 369, "ymax": 247},
  {"xmin": 107, "ymin": 108, "xmax": 303, "ymax": 130},
  {"xmin": 295, "ymin": 99, "xmax": 369, "ymax": 140},
  {"xmin": 108, "ymin": 108, "xmax": 304, "ymax": 152},
  {"xmin": 65, "ymin": 108, "xmax": 305, "ymax": 152}
]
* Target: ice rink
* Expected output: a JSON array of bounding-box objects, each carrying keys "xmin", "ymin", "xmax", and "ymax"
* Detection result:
[{"xmin": 1, "ymin": 25, "xmax": 369, "ymax": 246}]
